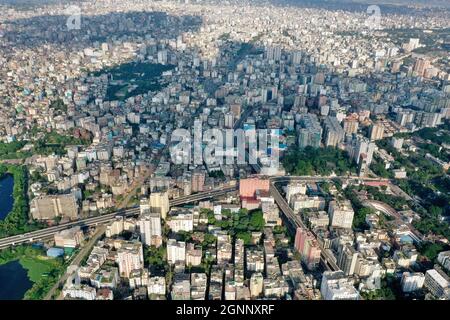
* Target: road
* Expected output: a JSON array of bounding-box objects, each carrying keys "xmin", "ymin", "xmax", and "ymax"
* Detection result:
[
  {"xmin": 0, "ymin": 185, "xmax": 238, "ymax": 250},
  {"xmin": 44, "ymin": 225, "xmax": 107, "ymax": 300},
  {"xmin": 363, "ymin": 199, "xmax": 423, "ymax": 242},
  {"xmin": 0, "ymin": 174, "xmax": 392, "ymax": 271},
  {"xmin": 268, "ymin": 175, "xmax": 394, "ymax": 270},
  {"xmin": 269, "ymin": 181, "xmax": 340, "ymax": 271},
  {"xmin": 116, "ymin": 167, "xmax": 153, "ymax": 210}
]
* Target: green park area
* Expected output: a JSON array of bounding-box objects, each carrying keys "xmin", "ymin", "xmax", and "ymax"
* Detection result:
[
  {"xmin": 0, "ymin": 164, "xmax": 42, "ymax": 238},
  {"xmin": 204, "ymin": 208, "xmax": 265, "ymax": 245},
  {"xmin": 0, "ymin": 129, "xmax": 91, "ymax": 160},
  {"xmin": 93, "ymin": 62, "xmax": 175, "ymax": 101},
  {"xmin": 0, "ymin": 245, "xmax": 66, "ymax": 300},
  {"xmin": 370, "ymin": 123, "xmax": 450, "ymax": 242},
  {"xmin": 282, "ymin": 146, "xmax": 357, "ymax": 176},
  {"xmin": 0, "ymin": 141, "xmax": 31, "ymax": 160},
  {"xmin": 33, "ymin": 131, "xmax": 91, "ymax": 156}
]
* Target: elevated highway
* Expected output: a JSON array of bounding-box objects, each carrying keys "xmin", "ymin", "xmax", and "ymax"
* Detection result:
[{"xmin": 0, "ymin": 185, "xmax": 238, "ymax": 250}]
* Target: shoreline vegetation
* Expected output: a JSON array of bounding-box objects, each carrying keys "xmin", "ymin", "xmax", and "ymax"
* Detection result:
[
  {"xmin": 0, "ymin": 245, "xmax": 65, "ymax": 300},
  {"xmin": 0, "ymin": 164, "xmax": 42, "ymax": 238}
]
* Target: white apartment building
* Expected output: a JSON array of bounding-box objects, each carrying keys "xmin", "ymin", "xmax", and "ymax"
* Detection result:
[
  {"xmin": 328, "ymin": 200, "xmax": 355, "ymax": 229},
  {"xmin": 167, "ymin": 239, "xmax": 186, "ymax": 265}
]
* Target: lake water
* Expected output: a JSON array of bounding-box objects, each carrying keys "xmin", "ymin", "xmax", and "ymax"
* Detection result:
[
  {"xmin": 0, "ymin": 174, "xmax": 14, "ymax": 220},
  {"xmin": 0, "ymin": 260, "xmax": 33, "ymax": 300}
]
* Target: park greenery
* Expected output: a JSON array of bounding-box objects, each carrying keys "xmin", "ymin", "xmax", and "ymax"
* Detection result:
[
  {"xmin": 413, "ymin": 206, "xmax": 450, "ymax": 242},
  {"xmin": 208, "ymin": 170, "xmax": 225, "ymax": 179},
  {"xmin": 417, "ymin": 242, "xmax": 450, "ymax": 262},
  {"xmin": 49, "ymin": 98, "xmax": 67, "ymax": 114},
  {"xmin": 0, "ymin": 164, "xmax": 42, "ymax": 238},
  {"xmin": 282, "ymin": 146, "xmax": 357, "ymax": 176},
  {"xmin": 394, "ymin": 121, "xmax": 450, "ymax": 146},
  {"xmin": 92, "ymin": 62, "xmax": 175, "ymax": 101},
  {"xmin": 204, "ymin": 208, "xmax": 265, "ymax": 245},
  {"xmin": 0, "ymin": 129, "xmax": 91, "ymax": 160},
  {"xmin": 0, "ymin": 245, "xmax": 66, "ymax": 300},
  {"xmin": 374, "ymin": 134, "xmax": 450, "ymax": 241},
  {"xmin": 34, "ymin": 131, "xmax": 91, "ymax": 156},
  {"xmin": 0, "ymin": 141, "xmax": 31, "ymax": 160},
  {"xmin": 144, "ymin": 245, "xmax": 167, "ymax": 274},
  {"xmin": 343, "ymin": 186, "xmax": 372, "ymax": 231},
  {"xmin": 363, "ymin": 185, "xmax": 409, "ymax": 211}
]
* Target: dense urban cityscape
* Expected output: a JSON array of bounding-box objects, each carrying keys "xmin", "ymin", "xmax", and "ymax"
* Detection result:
[{"xmin": 0, "ymin": 0, "xmax": 449, "ymax": 303}]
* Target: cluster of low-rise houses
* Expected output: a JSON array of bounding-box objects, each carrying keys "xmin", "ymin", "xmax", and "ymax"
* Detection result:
[{"xmin": 0, "ymin": 0, "xmax": 449, "ymax": 301}]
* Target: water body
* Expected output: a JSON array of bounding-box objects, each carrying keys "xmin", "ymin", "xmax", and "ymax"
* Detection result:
[
  {"xmin": 0, "ymin": 260, "xmax": 33, "ymax": 300},
  {"xmin": 0, "ymin": 174, "xmax": 14, "ymax": 220}
]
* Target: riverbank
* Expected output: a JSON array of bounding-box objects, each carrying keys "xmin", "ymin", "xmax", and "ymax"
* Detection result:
[
  {"xmin": 0, "ymin": 245, "xmax": 65, "ymax": 300},
  {"xmin": 0, "ymin": 164, "xmax": 42, "ymax": 238}
]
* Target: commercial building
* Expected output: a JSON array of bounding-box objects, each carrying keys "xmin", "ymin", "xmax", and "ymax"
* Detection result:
[
  {"xmin": 239, "ymin": 178, "xmax": 270, "ymax": 198},
  {"xmin": 31, "ymin": 194, "xmax": 79, "ymax": 220},
  {"xmin": 54, "ymin": 226, "xmax": 84, "ymax": 248}
]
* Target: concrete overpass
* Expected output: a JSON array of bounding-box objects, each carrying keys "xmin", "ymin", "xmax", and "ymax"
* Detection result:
[
  {"xmin": 269, "ymin": 181, "xmax": 340, "ymax": 271},
  {"xmin": 0, "ymin": 185, "xmax": 238, "ymax": 250}
]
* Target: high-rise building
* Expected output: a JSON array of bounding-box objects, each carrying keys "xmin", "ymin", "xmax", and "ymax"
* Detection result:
[
  {"xmin": 286, "ymin": 182, "xmax": 307, "ymax": 203},
  {"xmin": 157, "ymin": 50, "xmax": 168, "ymax": 64},
  {"xmin": 149, "ymin": 191, "xmax": 170, "ymax": 220},
  {"xmin": 413, "ymin": 58, "xmax": 431, "ymax": 77},
  {"xmin": 167, "ymin": 210, "xmax": 194, "ymax": 233},
  {"xmin": 401, "ymin": 272, "xmax": 425, "ymax": 293},
  {"xmin": 391, "ymin": 137, "xmax": 404, "ymax": 150},
  {"xmin": 337, "ymin": 244, "xmax": 359, "ymax": 276},
  {"xmin": 167, "ymin": 239, "xmax": 186, "ymax": 265},
  {"xmin": 191, "ymin": 170, "xmax": 205, "ymax": 193},
  {"xmin": 369, "ymin": 122, "xmax": 384, "ymax": 141},
  {"xmin": 346, "ymin": 135, "xmax": 376, "ymax": 165},
  {"xmin": 116, "ymin": 242, "xmax": 144, "ymax": 278},
  {"xmin": 342, "ymin": 115, "xmax": 359, "ymax": 135},
  {"xmin": 323, "ymin": 116, "xmax": 344, "ymax": 147},
  {"xmin": 328, "ymin": 200, "xmax": 354, "ymax": 229},
  {"xmin": 298, "ymin": 114, "xmax": 322, "ymax": 149},
  {"xmin": 186, "ymin": 243, "xmax": 202, "ymax": 267},
  {"xmin": 230, "ymin": 104, "xmax": 241, "ymax": 119},
  {"xmin": 138, "ymin": 212, "xmax": 162, "ymax": 246},
  {"xmin": 437, "ymin": 251, "xmax": 450, "ymax": 272},
  {"xmin": 424, "ymin": 267, "xmax": 450, "ymax": 299},
  {"xmin": 265, "ymin": 46, "xmax": 281, "ymax": 61},
  {"xmin": 224, "ymin": 112, "xmax": 234, "ymax": 129},
  {"xmin": 294, "ymin": 227, "xmax": 321, "ymax": 270}
]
